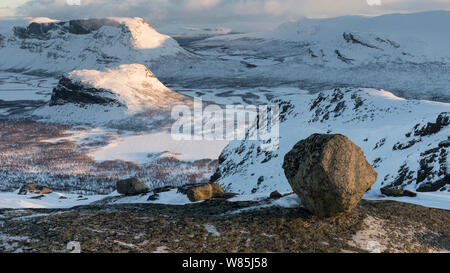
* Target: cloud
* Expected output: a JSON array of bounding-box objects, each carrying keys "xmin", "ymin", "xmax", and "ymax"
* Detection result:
[
  {"xmin": 10, "ymin": 0, "xmax": 450, "ymax": 31},
  {"xmin": 186, "ymin": 0, "xmax": 221, "ymax": 10}
]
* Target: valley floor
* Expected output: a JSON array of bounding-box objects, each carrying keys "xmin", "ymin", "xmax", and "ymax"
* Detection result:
[{"xmin": 0, "ymin": 199, "xmax": 449, "ymax": 253}]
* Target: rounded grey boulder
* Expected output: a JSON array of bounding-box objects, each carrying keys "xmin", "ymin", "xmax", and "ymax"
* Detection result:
[
  {"xmin": 282, "ymin": 134, "xmax": 377, "ymax": 218},
  {"xmin": 117, "ymin": 177, "xmax": 149, "ymax": 196}
]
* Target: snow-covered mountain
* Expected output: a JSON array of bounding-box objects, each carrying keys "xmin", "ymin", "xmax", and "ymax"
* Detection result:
[
  {"xmin": 0, "ymin": 17, "xmax": 190, "ymax": 74},
  {"xmin": 212, "ymin": 88, "xmax": 449, "ymax": 196},
  {"xmin": 255, "ymin": 11, "xmax": 450, "ymax": 64},
  {"xmin": 32, "ymin": 64, "xmax": 192, "ymax": 125},
  {"xmin": 193, "ymin": 11, "xmax": 450, "ymax": 102}
]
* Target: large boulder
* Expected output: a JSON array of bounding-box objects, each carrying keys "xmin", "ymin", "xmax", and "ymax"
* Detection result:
[
  {"xmin": 116, "ymin": 177, "xmax": 149, "ymax": 196},
  {"xmin": 18, "ymin": 184, "xmax": 53, "ymax": 195},
  {"xmin": 185, "ymin": 183, "xmax": 225, "ymax": 202},
  {"xmin": 282, "ymin": 134, "xmax": 377, "ymax": 218}
]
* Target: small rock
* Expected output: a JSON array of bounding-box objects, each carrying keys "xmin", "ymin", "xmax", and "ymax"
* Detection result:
[
  {"xmin": 283, "ymin": 134, "xmax": 377, "ymax": 218},
  {"xmin": 147, "ymin": 193, "xmax": 159, "ymax": 201},
  {"xmin": 186, "ymin": 183, "xmax": 225, "ymax": 202},
  {"xmin": 153, "ymin": 186, "xmax": 176, "ymax": 194},
  {"xmin": 116, "ymin": 177, "xmax": 149, "ymax": 196},
  {"xmin": 270, "ymin": 191, "xmax": 283, "ymax": 199},
  {"xmin": 222, "ymin": 193, "xmax": 238, "ymax": 199},
  {"xmin": 18, "ymin": 184, "xmax": 53, "ymax": 195},
  {"xmin": 29, "ymin": 195, "xmax": 45, "ymax": 200},
  {"xmin": 381, "ymin": 187, "xmax": 417, "ymax": 197}
]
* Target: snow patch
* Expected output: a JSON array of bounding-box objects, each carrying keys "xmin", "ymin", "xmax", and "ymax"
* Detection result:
[
  {"xmin": 0, "ymin": 191, "xmax": 109, "ymax": 209},
  {"xmin": 92, "ymin": 131, "xmax": 229, "ymax": 163}
]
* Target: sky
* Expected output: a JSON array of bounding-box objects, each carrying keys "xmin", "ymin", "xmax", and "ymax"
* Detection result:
[{"xmin": 1, "ymin": 0, "xmax": 450, "ymax": 32}]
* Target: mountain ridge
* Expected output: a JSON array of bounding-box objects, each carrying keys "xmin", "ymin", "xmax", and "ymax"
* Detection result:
[
  {"xmin": 191, "ymin": 10, "xmax": 450, "ymax": 102},
  {"xmin": 0, "ymin": 17, "xmax": 190, "ymax": 75}
]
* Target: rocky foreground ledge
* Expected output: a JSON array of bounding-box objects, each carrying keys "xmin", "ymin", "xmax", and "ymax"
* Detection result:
[{"xmin": 0, "ymin": 198, "xmax": 449, "ymax": 253}]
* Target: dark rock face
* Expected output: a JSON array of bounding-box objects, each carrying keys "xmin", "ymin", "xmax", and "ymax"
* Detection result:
[
  {"xmin": 335, "ymin": 50, "xmax": 354, "ymax": 64},
  {"xmin": 68, "ymin": 19, "xmax": 121, "ymax": 35},
  {"xmin": 387, "ymin": 113, "xmax": 449, "ymax": 192},
  {"xmin": 116, "ymin": 177, "xmax": 149, "ymax": 196},
  {"xmin": 210, "ymin": 170, "xmax": 221, "ymax": 183},
  {"xmin": 283, "ymin": 134, "xmax": 377, "ymax": 218},
  {"xmin": 343, "ymin": 32, "xmax": 379, "ymax": 49},
  {"xmin": 381, "ymin": 187, "xmax": 417, "ymax": 197},
  {"xmin": 49, "ymin": 76, "xmax": 122, "ymax": 107},
  {"xmin": 392, "ymin": 113, "xmax": 449, "ymax": 151},
  {"xmin": 414, "ymin": 113, "xmax": 449, "ymax": 137},
  {"xmin": 13, "ymin": 19, "xmax": 121, "ymax": 40},
  {"xmin": 417, "ymin": 175, "xmax": 450, "ymax": 192},
  {"xmin": 439, "ymin": 140, "xmax": 450, "ymax": 148},
  {"xmin": 18, "ymin": 184, "xmax": 53, "ymax": 195}
]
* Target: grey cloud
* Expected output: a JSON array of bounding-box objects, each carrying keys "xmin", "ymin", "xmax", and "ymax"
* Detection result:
[{"xmin": 13, "ymin": 0, "xmax": 450, "ymax": 32}]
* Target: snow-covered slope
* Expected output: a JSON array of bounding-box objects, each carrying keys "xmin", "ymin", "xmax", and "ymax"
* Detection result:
[
  {"xmin": 194, "ymin": 11, "xmax": 450, "ymax": 102},
  {"xmin": 0, "ymin": 17, "xmax": 189, "ymax": 74},
  {"xmin": 33, "ymin": 64, "xmax": 191, "ymax": 125},
  {"xmin": 213, "ymin": 88, "xmax": 450, "ymax": 198}
]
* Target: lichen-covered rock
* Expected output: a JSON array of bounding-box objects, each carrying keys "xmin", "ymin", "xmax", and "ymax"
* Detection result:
[
  {"xmin": 18, "ymin": 184, "xmax": 53, "ymax": 195},
  {"xmin": 283, "ymin": 134, "xmax": 377, "ymax": 218},
  {"xmin": 116, "ymin": 177, "xmax": 149, "ymax": 196},
  {"xmin": 186, "ymin": 183, "xmax": 225, "ymax": 202}
]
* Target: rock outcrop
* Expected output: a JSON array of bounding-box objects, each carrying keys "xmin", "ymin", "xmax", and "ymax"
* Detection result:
[
  {"xmin": 18, "ymin": 184, "xmax": 53, "ymax": 195},
  {"xmin": 49, "ymin": 76, "xmax": 122, "ymax": 107},
  {"xmin": 13, "ymin": 19, "xmax": 121, "ymax": 40},
  {"xmin": 117, "ymin": 177, "xmax": 149, "ymax": 196},
  {"xmin": 185, "ymin": 183, "xmax": 225, "ymax": 202},
  {"xmin": 283, "ymin": 134, "xmax": 377, "ymax": 218},
  {"xmin": 380, "ymin": 187, "xmax": 417, "ymax": 197}
]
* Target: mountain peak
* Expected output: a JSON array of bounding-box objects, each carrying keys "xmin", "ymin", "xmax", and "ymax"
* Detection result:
[
  {"xmin": 51, "ymin": 63, "xmax": 188, "ymax": 112},
  {"xmin": 34, "ymin": 64, "xmax": 191, "ymax": 125},
  {"xmin": 0, "ymin": 17, "xmax": 189, "ymax": 74}
]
